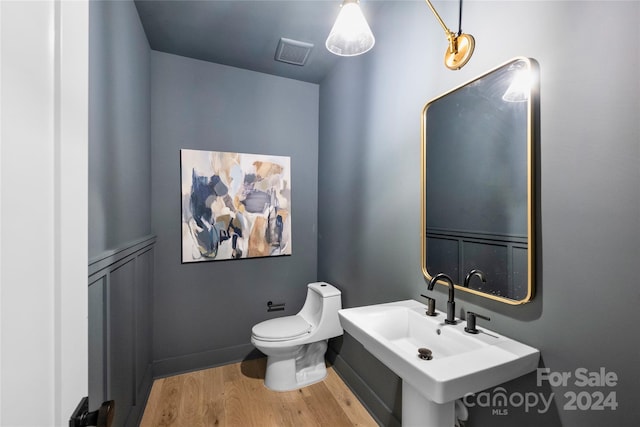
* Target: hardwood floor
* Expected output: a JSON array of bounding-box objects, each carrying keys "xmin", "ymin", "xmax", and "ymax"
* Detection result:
[{"xmin": 140, "ymin": 358, "xmax": 378, "ymax": 426}]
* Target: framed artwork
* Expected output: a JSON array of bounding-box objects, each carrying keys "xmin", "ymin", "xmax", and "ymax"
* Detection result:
[{"xmin": 181, "ymin": 149, "xmax": 292, "ymax": 263}]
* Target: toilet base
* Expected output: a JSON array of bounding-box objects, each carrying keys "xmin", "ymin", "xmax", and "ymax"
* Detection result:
[{"xmin": 263, "ymin": 340, "xmax": 328, "ymax": 391}]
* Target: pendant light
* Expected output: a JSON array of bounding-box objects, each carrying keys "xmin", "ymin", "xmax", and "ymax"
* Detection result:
[
  {"xmin": 325, "ymin": 0, "xmax": 474, "ymax": 69},
  {"xmin": 325, "ymin": 0, "xmax": 375, "ymax": 57}
]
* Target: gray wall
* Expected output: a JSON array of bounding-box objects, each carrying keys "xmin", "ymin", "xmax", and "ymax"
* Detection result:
[
  {"xmin": 320, "ymin": 1, "xmax": 639, "ymax": 426},
  {"xmin": 88, "ymin": 1, "xmax": 154, "ymax": 425},
  {"xmin": 89, "ymin": 0, "xmax": 151, "ymax": 258},
  {"xmin": 150, "ymin": 51, "xmax": 319, "ymax": 374}
]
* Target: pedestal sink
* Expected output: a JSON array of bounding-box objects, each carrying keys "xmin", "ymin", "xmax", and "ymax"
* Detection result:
[{"xmin": 338, "ymin": 300, "xmax": 539, "ymax": 426}]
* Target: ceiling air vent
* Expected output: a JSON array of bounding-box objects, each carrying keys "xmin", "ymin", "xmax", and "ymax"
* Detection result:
[{"xmin": 275, "ymin": 38, "xmax": 313, "ymax": 66}]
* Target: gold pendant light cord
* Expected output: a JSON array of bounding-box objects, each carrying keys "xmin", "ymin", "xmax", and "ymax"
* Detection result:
[{"xmin": 457, "ymin": 0, "xmax": 463, "ymax": 36}]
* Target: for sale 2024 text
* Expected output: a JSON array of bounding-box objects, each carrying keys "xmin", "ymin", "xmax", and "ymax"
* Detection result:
[{"xmin": 538, "ymin": 367, "xmax": 618, "ymax": 411}]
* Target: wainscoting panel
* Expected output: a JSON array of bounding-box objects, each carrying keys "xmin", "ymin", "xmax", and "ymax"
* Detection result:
[
  {"xmin": 88, "ymin": 276, "xmax": 106, "ymax": 408},
  {"xmin": 88, "ymin": 235, "xmax": 156, "ymax": 427},
  {"xmin": 135, "ymin": 248, "xmax": 154, "ymax": 402},
  {"xmin": 426, "ymin": 228, "xmax": 528, "ymax": 300}
]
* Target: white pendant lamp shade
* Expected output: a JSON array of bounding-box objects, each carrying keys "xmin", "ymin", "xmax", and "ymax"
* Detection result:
[{"xmin": 325, "ymin": 1, "xmax": 375, "ymax": 56}]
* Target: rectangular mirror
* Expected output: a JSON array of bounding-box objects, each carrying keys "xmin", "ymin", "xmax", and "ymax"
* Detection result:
[{"xmin": 421, "ymin": 57, "xmax": 539, "ymax": 304}]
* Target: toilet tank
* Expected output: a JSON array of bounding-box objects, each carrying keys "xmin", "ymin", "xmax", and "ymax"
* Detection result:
[{"xmin": 298, "ymin": 282, "xmax": 343, "ymax": 340}]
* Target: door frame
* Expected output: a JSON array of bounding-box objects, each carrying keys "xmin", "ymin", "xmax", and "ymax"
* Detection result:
[{"xmin": 0, "ymin": 1, "xmax": 89, "ymax": 425}]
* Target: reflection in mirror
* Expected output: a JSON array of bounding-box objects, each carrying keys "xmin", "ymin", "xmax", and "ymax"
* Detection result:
[{"xmin": 421, "ymin": 57, "xmax": 539, "ymax": 304}]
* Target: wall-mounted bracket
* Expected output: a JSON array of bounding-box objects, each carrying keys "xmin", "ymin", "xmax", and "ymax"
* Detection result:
[{"xmin": 69, "ymin": 397, "xmax": 115, "ymax": 427}]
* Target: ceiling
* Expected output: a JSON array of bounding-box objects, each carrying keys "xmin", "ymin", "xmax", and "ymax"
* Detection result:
[{"xmin": 134, "ymin": 0, "xmax": 385, "ymax": 84}]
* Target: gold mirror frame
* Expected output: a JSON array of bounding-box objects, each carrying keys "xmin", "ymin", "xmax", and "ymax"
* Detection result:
[{"xmin": 420, "ymin": 57, "xmax": 539, "ymax": 305}]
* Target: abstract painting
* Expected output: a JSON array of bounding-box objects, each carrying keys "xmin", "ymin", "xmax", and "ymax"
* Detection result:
[{"xmin": 181, "ymin": 149, "xmax": 292, "ymax": 263}]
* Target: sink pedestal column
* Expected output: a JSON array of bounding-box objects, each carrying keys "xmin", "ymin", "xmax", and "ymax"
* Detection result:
[{"xmin": 402, "ymin": 381, "xmax": 455, "ymax": 427}]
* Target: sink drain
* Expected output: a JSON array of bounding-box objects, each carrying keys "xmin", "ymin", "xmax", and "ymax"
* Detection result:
[{"xmin": 417, "ymin": 347, "xmax": 433, "ymax": 360}]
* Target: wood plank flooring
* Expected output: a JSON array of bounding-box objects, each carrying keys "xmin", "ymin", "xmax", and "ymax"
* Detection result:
[{"xmin": 140, "ymin": 358, "xmax": 378, "ymax": 427}]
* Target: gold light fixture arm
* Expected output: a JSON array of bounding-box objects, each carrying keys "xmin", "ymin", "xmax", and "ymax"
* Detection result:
[
  {"xmin": 424, "ymin": 0, "xmax": 456, "ymax": 51},
  {"xmin": 424, "ymin": 0, "xmax": 475, "ymax": 70}
]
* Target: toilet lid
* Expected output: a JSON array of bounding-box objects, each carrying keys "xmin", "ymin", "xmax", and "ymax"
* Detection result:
[{"xmin": 252, "ymin": 315, "xmax": 312, "ymax": 341}]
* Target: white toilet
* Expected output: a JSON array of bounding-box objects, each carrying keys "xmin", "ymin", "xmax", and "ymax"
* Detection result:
[{"xmin": 251, "ymin": 282, "xmax": 343, "ymax": 391}]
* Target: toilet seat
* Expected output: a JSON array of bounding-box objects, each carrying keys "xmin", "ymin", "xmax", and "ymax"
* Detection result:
[{"xmin": 252, "ymin": 315, "xmax": 312, "ymax": 342}]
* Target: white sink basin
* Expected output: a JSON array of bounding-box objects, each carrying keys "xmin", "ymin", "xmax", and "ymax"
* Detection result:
[{"xmin": 338, "ymin": 300, "xmax": 539, "ymax": 425}]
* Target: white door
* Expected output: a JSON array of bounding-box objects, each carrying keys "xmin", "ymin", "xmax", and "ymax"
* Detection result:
[{"xmin": 0, "ymin": 1, "xmax": 89, "ymax": 426}]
